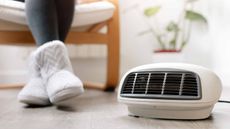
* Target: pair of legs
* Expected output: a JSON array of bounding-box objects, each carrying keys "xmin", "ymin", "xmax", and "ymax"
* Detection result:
[
  {"xmin": 15, "ymin": 0, "xmax": 84, "ymax": 106},
  {"xmin": 14, "ymin": 0, "xmax": 75, "ymax": 46}
]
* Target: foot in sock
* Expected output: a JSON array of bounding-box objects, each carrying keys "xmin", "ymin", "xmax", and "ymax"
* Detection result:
[
  {"xmin": 33, "ymin": 40, "xmax": 84, "ymax": 105},
  {"xmin": 17, "ymin": 52, "xmax": 50, "ymax": 106}
]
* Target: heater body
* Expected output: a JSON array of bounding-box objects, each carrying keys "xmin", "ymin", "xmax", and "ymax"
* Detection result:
[{"xmin": 118, "ymin": 63, "xmax": 222, "ymax": 119}]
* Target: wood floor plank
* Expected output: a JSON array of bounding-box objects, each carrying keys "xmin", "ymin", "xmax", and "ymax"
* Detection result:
[{"xmin": 0, "ymin": 89, "xmax": 230, "ymax": 129}]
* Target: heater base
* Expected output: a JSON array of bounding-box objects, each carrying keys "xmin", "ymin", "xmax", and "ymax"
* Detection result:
[{"xmin": 128, "ymin": 106, "xmax": 213, "ymax": 120}]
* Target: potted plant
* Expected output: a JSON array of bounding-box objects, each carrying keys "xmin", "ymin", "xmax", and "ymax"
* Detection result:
[{"xmin": 140, "ymin": 0, "xmax": 208, "ymax": 62}]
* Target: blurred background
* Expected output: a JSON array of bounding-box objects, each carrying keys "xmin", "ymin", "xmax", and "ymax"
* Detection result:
[{"xmin": 0, "ymin": 0, "xmax": 230, "ymax": 87}]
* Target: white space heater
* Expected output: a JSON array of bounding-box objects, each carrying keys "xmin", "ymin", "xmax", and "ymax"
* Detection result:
[{"xmin": 118, "ymin": 63, "xmax": 222, "ymax": 120}]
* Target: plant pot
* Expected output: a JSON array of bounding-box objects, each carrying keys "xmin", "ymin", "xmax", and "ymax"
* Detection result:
[{"xmin": 153, "ymin": 50, "xmax": 184, "ymax": 63}]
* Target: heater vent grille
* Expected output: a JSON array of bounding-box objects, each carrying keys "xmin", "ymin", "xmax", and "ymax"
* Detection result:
[{"xmin": 120, "ymin": 71, "xmax": 201, "ymax": 100}]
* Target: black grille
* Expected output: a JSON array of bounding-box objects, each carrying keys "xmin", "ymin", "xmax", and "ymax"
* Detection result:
[{"xmin": 120, "ymin": 71, "xmax": 201, "ymax": 100}]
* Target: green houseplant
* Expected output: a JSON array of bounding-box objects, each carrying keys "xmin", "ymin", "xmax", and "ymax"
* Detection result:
[{"xmin": 141, "ymin": 0, "xmax": 208, "ymax": 53}]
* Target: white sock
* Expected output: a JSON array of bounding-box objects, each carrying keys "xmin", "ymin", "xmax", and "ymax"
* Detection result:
[
  {"xmin": 17, "ymin": 51, "xmax": 50, "ymax": 106},
  {"xmin": 33, "ymin": 40, "xmax": 84, "ymax": 105}
]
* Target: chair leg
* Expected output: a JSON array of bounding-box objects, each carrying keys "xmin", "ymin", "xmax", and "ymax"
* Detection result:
[
  {"xmin": 0, "ymin": 83, "xmax": 24, "ymax": 89},
  {"xmin": 105, "ymin": 38, "xmax": 119, "ymax": 91},
  {"xmin": 104, "ymin": 7, "xmax": 120, "ymax": 91}
]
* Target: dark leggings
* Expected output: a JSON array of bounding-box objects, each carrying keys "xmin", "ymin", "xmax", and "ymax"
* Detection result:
[{"xmin": 14, "ymin": 0, "xmax": 75, "ymax": 46}]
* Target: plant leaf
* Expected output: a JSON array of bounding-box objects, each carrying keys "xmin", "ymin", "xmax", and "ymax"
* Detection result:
[
  {"xmin": 180, "ymin": 41, "xmax": 187, "ymax": 50},
  {"xmin": 169, "ymin": 39, "xmax": 176, "ymax": 48},
  {"xmin": 166, "ymin": 21, "xmax": 179, "ymax": 32},
  {"xmin": 185, "ymin": 10, "xmax": 207, "ymax": 23},
  {"xmin": 144, "ymin": 6, "xmax": 161, "ymax": 17}
]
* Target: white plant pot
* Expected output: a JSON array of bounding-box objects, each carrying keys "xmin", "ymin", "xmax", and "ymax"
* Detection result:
[{"xmin": 153, "ymin": 52, "xmax": 184, "ymax": 63}]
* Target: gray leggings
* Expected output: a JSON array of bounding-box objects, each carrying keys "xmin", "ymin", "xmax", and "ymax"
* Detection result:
[{"xmin": 14, "ymin": 0, "xmax": 75, "ymax": 46}]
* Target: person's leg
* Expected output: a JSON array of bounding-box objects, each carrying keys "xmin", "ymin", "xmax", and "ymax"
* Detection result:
[
  {"xmin": 14, "ymin": 0, "xmax": 75, "ymax": 43},
  {"xmin": 17, "ymin": 0, "xmax": 59, "ymax": 105},
  {"xmin": 18, "ymin": 0, "xmax": 83, "ymax": 106},
  {"xmin": 25, "ymin": 0, "xmax": 59, "ymax": 46},
  {"xmin": 55, "ymin": 0, "xmax": 75, "ymax": 42}
]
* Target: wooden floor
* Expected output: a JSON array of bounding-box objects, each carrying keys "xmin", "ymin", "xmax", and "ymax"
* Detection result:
[{"xmin": 0, "ymin": 89, "xmax": 230, "ymax": 129}]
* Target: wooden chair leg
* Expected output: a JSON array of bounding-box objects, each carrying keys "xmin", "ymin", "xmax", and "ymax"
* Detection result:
[
  {"xmin": 104, "ymin": 4, "xmax": 120, "ymax": 91},
  {"xmin": 0, "ymin": 83, "xmax": 24, "ymax": 89}
]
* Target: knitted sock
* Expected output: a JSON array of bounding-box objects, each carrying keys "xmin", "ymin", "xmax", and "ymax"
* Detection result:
[
  {"xmin": 17, "ymin": 51, "xmax": 50, "ymax": 106},
  {"xmin": 33, "ymin": 40, "xmax": 84, "ymax": 105}
]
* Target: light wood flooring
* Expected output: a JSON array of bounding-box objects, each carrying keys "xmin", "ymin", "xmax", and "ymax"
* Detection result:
[{"xmin": 0, "ymin": 88, "xmax": 230, "ymax": 129}]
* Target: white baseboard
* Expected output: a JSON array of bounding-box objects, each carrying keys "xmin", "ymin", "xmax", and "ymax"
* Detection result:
[{"xmin": 0, "ymin": 70, "xmax": 28, "ymax": 84}]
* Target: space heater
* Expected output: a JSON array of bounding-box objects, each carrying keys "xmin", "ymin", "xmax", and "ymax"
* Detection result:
[{"xmin": 118, "ymin": 63, "xmax": 222, "ymax": 119}]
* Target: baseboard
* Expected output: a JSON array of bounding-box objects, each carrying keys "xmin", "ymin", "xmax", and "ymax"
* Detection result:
[{"xmin": 0, "ymin": 70, "xmax": 27, "ymax": 87}]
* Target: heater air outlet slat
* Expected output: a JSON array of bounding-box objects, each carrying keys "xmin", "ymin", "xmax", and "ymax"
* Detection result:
[{"xmin": 121, "ymin": 71, "xmax": 201, "ymax": 100}]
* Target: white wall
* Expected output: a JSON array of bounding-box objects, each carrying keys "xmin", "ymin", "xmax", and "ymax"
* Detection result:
[
  {"xmin": 119, "ymin": 0, "xmax": 230, "ymax": 86},
  {"xmin": 207, "ymin": 0, "xmax": 230, "ymax": 86},
  {"xmin": 0, "ymin": 45, "xmax": 32, "ymax": 84},
  {"xmin": 0, "ymin": 0, "xmax": 230, "ymax": 86}
]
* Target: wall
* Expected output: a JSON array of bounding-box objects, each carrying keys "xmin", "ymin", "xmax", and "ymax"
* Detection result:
[
  {"xmin": 119, "ymin": 0, "xmax": 230, "ymax": 86},
  {"xmin": 208, "ymin": 0, "xmax": 230, "ymax": 86},
  {"xmin": 0, "ymin": 45, "xmax": 31, "ymax": 84},
  {"xmin": 0, "ymin": 0, "xmax": 230, "ymax": 86}
]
